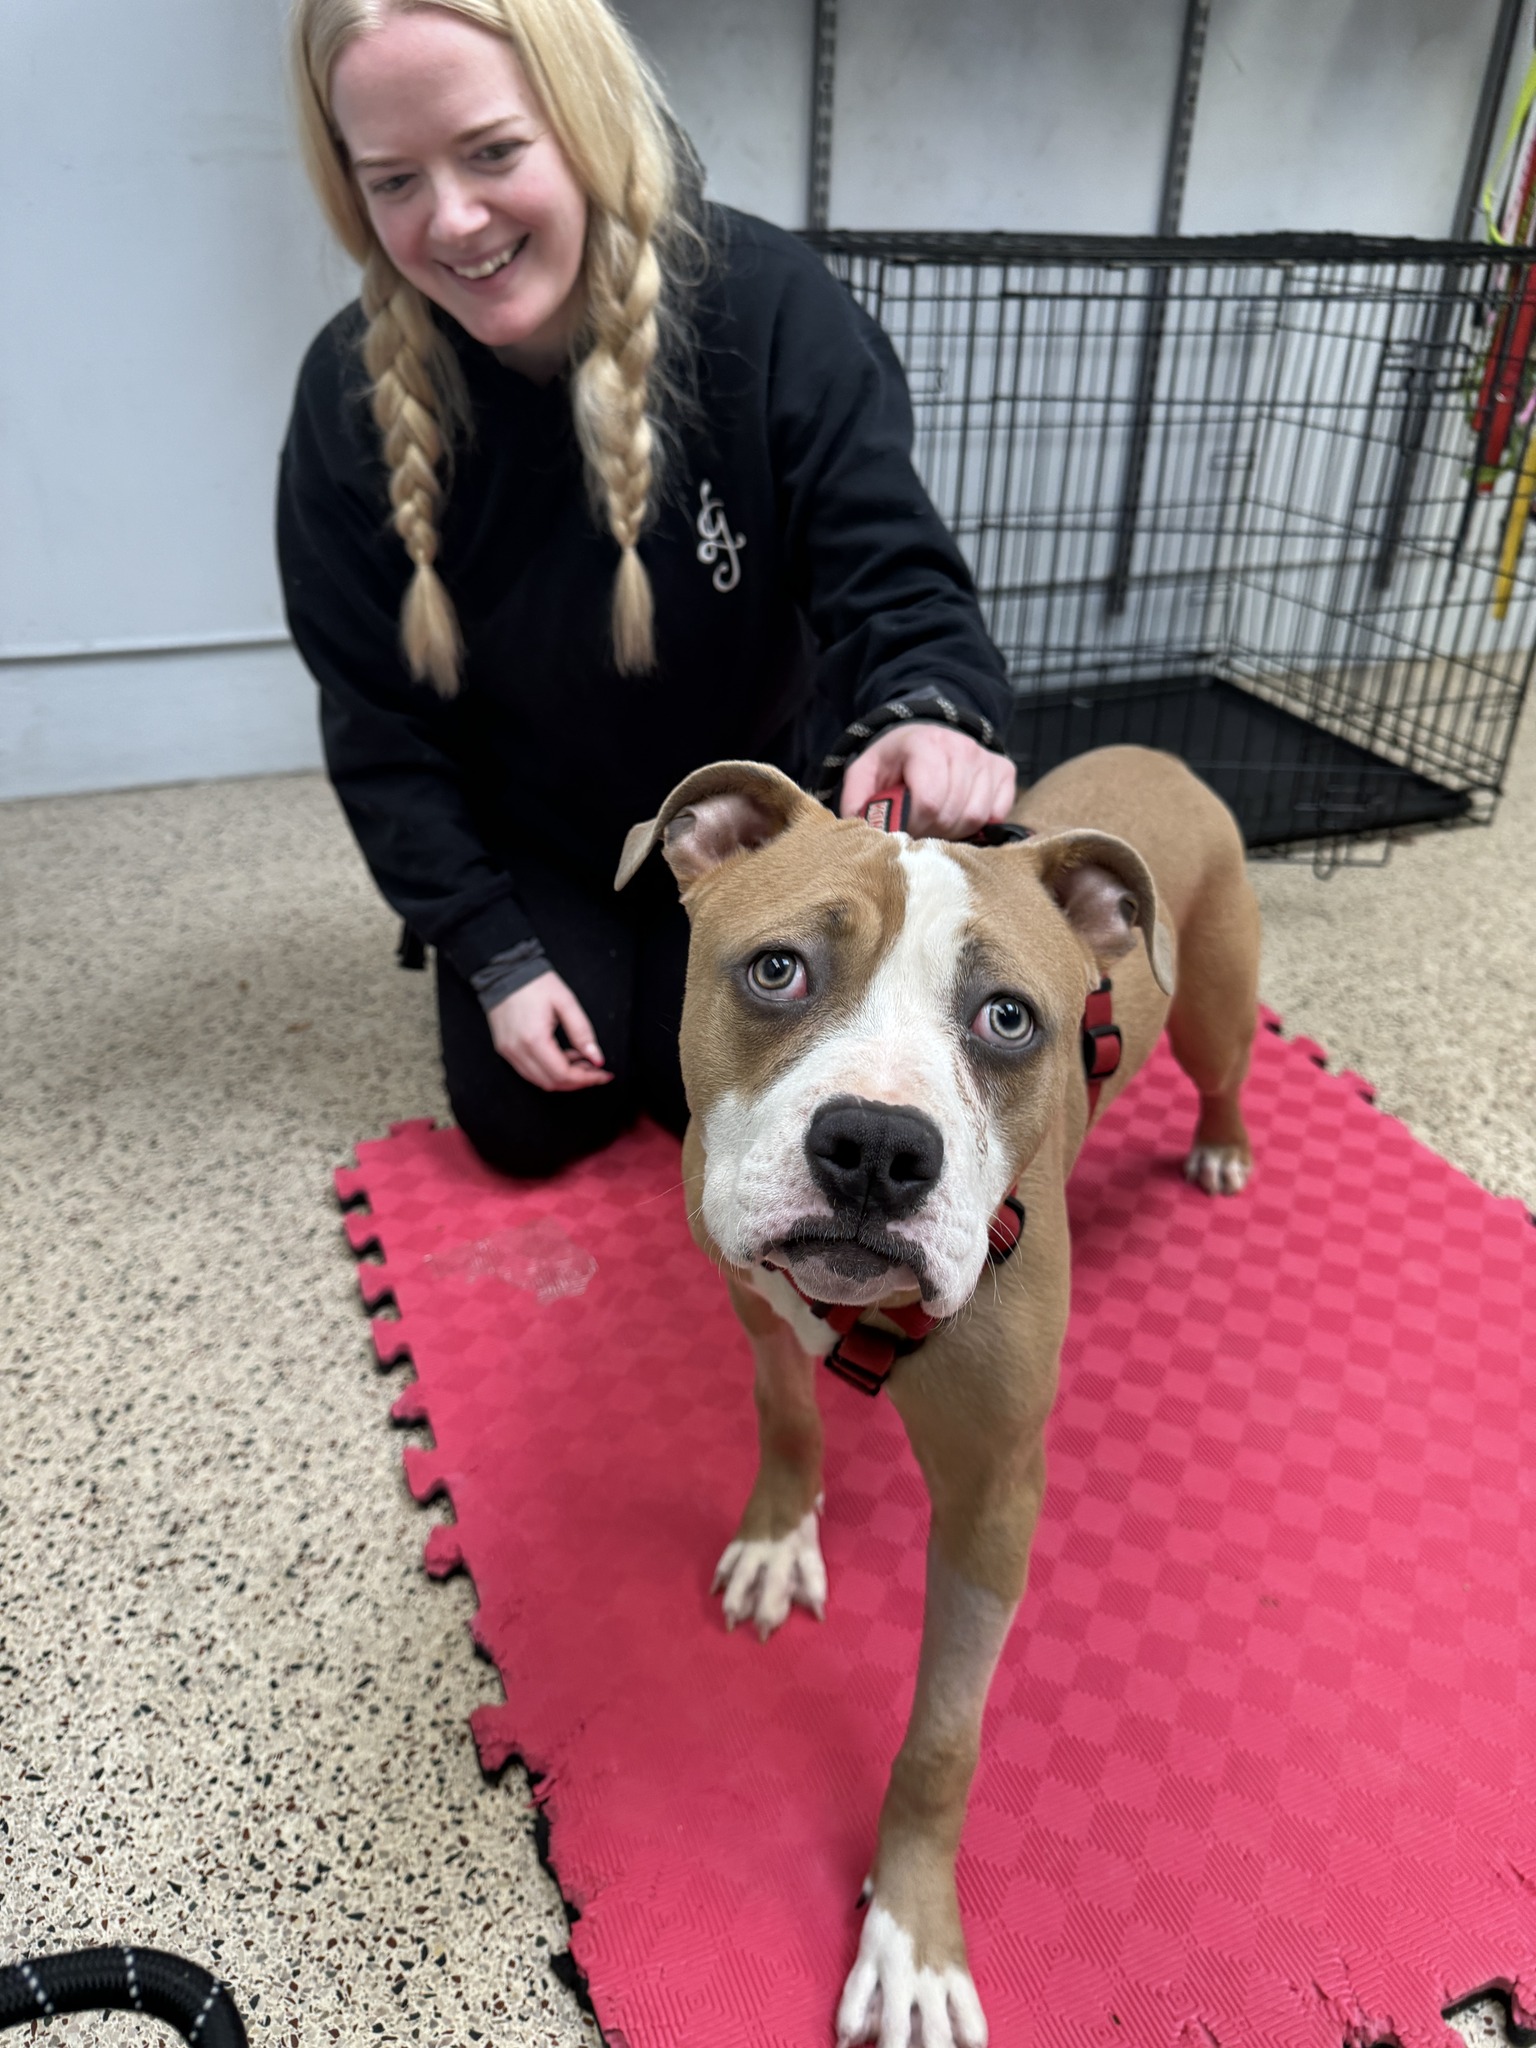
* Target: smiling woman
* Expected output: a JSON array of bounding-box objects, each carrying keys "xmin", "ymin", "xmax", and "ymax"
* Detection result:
[
  {"xmin": 278, "ymin": 0, "xmax": 1017, "ymax": 1184},
  {"xmin": 291, "ymin": 0, "xmax": 681, "ymax": 688}
]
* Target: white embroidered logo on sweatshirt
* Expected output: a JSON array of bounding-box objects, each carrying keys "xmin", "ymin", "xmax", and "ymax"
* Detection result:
[{"xmin": 696, "ymin": 480, "xmax": 746, "ymax": 593}]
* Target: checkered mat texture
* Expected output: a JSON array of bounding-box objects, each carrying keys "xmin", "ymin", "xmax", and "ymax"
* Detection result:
[{"xmin": 336, "ymin": 1015, "xmax": 1536, "ymax": 2048}]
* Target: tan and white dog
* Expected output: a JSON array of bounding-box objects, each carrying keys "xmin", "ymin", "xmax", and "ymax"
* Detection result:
[{"xmin": 616, "ymin": 744, "xmax": 1260, "ymax": 2048}]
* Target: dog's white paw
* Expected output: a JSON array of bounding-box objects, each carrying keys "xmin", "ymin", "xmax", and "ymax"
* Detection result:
[
  {"xmin": 1185, "ymin": 1144, "xmax": 1250, "ymax": 1196},
  {"xmin": 836, "ymin": 1904, "xmax": 987, "ymax": 2048},
  {"xmin": 713, "ymin": 1508, "xmax": 827, "ymax": 1639}
]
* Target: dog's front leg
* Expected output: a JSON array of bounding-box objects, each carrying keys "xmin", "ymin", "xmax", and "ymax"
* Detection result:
[
  {"xmin": 837, "ymin": 1402, "xmax": 1047, "ymax": 2048},
  {"xmin": 712, "ymin": 1269, "xmax": 827, "ymax": 1639}
]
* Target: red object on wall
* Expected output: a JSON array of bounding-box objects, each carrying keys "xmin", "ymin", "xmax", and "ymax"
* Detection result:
[
  {"xmin": 1472, "ymin": 264, "xmax": 1536, "ymax": 485},
  {"xmin": 338, "ymin": 1017, "xmax": 1536, "ymax": 2048}
]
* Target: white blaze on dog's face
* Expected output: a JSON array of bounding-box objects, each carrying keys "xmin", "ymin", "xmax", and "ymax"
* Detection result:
[{"xmin": 616, "ymin": 762, "xmax": 1168, "ymax": 1321}]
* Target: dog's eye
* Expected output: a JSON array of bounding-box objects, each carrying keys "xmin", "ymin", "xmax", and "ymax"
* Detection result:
[
  {"xmin": 747, "ymin": 950, "xmax": 807, "ymax": 999},
  {"xmin": 972, "ymin": 994, "xmax": 1035, "ymax": 1045}
]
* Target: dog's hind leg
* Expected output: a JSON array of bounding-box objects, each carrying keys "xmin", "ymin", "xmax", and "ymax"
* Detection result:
[
  {"xmin": 711, "ymin": 1270, "xmax": 827, "ymax": 1640},
  {"xmin": 1166, "ymin": 871, "xmax": 1261, "ymax": 1196}
]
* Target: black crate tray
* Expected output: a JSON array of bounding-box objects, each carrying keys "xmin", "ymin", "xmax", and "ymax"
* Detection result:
[{"xmin": 1008, "ymin": 674, "xmax": 1472, "ymax": 852}]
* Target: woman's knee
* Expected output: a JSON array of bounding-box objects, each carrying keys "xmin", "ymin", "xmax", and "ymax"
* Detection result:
[{"xmin": 449, "ymin": 1078, "xmax": 632, "ymax": 1180}]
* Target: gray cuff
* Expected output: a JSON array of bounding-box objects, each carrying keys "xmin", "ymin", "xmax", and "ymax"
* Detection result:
[
  {"xmin": 811, "ymin": 686, "xmax": 1004, "ymax": 804},
  {"xmin": 470, "ymin": 940, "xmax": 551, "ymax": 1013}
]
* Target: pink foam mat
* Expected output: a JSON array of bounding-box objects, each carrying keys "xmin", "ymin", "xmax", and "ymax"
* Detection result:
[{"xmin": 337, "ymin": 1016, "xmax": 1536, "ymax": 2047}]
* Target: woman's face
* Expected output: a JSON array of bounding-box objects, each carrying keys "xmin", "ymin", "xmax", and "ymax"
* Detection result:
[{"xmin": 331, "ymin": 7, "xmax": 589, "ymax": 376}]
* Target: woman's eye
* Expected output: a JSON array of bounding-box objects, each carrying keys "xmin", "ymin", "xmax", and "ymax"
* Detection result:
[
  {"xmin": 475, "ymin": 137, "xmax": 532, "ymax": 170},
  {"xmin": 972, "ymin": 994, "xmax": 1035, "ymax": 1045},
  {"xmin": 369, "ymin": 173, "xmax": 414, "ymax": 198},
  {"xmin": 747, "ymin": 951, "xmax": 807, "ymax": 999}
]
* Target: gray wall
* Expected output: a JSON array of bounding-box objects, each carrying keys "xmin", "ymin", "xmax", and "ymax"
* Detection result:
[
  {"xmin": 0, "ymin": 0, "xmax": 1516, "ymax": 797},
  {"xmin": 644, "ymin": 0, "xmax": 1506, "ymax": 236}
]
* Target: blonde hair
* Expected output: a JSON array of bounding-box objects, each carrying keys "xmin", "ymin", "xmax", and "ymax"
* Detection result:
[{"xmin": 290, "ymin": 0, "xmax": 697, "ymax": 693}]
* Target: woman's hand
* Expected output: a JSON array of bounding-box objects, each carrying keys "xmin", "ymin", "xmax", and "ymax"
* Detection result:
[
  {"xmin": 487, "ymin": 971, "xmax": 613, "ymax": 1092},
  {"xmin": 839, "ymin": 724, "xmax": 1017, "ymax": 839}
]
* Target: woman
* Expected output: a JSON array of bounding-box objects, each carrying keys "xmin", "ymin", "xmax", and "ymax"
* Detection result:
[{"xmin": 279, "ymin": 0, "xmax": 1016, "ymax": 1177}]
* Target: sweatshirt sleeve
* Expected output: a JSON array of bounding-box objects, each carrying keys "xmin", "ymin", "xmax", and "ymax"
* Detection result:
[
  {"xmin": 761, "ymin": 236, "xmax": 1013, "ymax": 787},
  {"xmin": 276, "ymin": 313, "xmax": 537, "ymax": 979}
]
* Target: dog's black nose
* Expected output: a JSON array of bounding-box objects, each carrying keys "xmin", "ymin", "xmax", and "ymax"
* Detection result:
[{"xmin": 804, "ymin": 1096, "xmax": 944, "ymax": 1219}]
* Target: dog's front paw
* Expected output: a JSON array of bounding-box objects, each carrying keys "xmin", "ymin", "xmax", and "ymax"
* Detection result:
[
  {"xmin": 712, "ymin": 1508, "xmax": 826, "ymax": 1639},
  {"xmin": 836, "ymin": 1904, "xmax": 986, "ymax": 2048},
  {"xmin": 1185, "ymin": 1142, "xmax": 1251, "ymax": 1196}
]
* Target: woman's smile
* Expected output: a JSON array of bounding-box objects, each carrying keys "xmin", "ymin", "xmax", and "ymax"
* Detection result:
[{"xmin": 446, "ymin": 234, "xmax": 529, "ymax": 284}]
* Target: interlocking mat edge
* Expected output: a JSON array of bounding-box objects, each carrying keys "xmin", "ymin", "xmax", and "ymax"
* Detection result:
[{"xmin": 337, "ymin": 1012, "xmax": 1536, "ymax": 2048}]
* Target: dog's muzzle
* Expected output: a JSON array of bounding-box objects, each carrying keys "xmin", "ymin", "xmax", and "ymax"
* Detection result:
[
  {"xmin": 760, "ymin": 1097, "xmax": 945, "ymax": 1303},
  {"xmin": 769, "ymin": 1216, "xmax": 931, "ymax": 1295}
]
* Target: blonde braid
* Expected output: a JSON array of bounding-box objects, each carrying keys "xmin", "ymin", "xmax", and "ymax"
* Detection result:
[
  {"xmin": 360, "ymin": 248, "xmax": 467, "ymax": 697},
  {"xmin": 571, "ymin": 211, "xmax": 666, "ymax": 674}
]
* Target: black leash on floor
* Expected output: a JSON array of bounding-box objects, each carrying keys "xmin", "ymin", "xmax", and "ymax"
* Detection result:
[{"xmin": 0, "ymin": 1948, "xmax": 247, "ymax": 2045}]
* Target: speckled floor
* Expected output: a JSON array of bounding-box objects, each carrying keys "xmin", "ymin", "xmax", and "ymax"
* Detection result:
[
  {"xmin": 1247, "ymin": 722, "xmax": 1536, "ymax": 1207},
  {"xmin": 1, "ymin": 721, "xmax": 1531, "ymax": 2046},
  {"xmin": 0, "ymin": 780, "xmax": 599, "ymax": 2046}
]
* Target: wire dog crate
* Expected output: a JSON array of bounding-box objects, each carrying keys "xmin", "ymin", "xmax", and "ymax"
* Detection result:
[{"xmin": 812, "ymin": 230, "xmax": 1536, "ymax": 864}]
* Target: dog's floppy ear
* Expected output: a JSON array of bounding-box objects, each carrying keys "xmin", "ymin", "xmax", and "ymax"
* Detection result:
[
  {"xmin": 615, "ymin": 760, "xmax": 822, "ymax": 894},
  {"xmin": 1031, "ymin": 830, "xmax": 1176, "ymax": 996}
]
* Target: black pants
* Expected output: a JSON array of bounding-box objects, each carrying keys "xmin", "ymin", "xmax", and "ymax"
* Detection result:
[{"xmin": 436, "ymin": 848, "xmax": 690, "ymax": 1179}]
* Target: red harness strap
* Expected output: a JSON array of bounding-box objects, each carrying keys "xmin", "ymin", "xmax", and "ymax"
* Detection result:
[
  {"xmin": 818, "ymin": 1298, "xmax": 939, "ymax": 1397},
  {"xmin": 791, "ymin": 1190, "xmax": 1027, "ymax": 1397},
  {"xmin": 1081, "ymin": 976, "xmax": 1122, "ymax": 1116}
]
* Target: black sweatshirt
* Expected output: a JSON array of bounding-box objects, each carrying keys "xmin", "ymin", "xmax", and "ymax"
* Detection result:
[{"xmin": 277, "ymin": 206, "xmax": 1011, "ymax": 983}]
